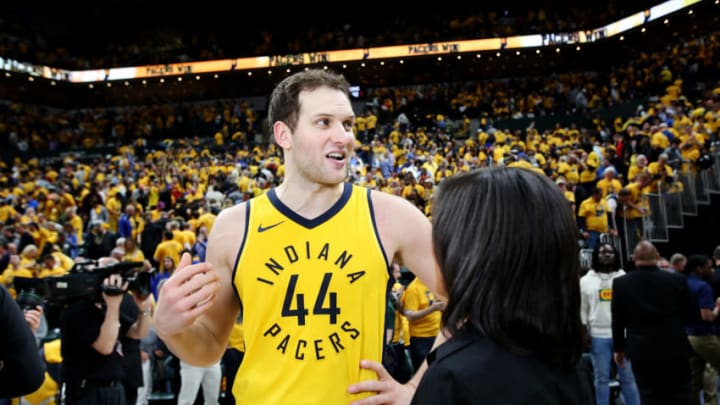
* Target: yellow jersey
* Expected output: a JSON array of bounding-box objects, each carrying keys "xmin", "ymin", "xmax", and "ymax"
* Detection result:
[{"xmin": 233, "ymin": 183, "xmax": 390, "ymax": 404}]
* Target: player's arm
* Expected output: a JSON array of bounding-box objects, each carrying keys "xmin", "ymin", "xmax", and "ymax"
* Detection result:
[
  {"xmin": 372, "ymin": 191, "xmax": 437, "ymax": 299},
  {"xmin": 154, "ymin": 205, "xmax": 243, "ymax": 366},
  {"xmin": 348, "ymin": 191, "xmax": 443, "ymax": 404}
]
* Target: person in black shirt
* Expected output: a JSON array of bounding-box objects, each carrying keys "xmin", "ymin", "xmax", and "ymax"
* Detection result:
[
  {"xmin": 139, "ymin": 212, "xmax": 165, "ymax": 268},
  {"xmin": 0, "ymin": 284, "xmax": 45, "ymax": 399},
  {"xmin": 121, "ymin": 291, "xmax": 152, "ymax": 405},
  {"xmin": 60, "ymin": 266, "xmax": 152, "ymax": 405},
  {"xmin": 612, "ymin": 241, "xmax": 694, "ymax": 405},
  {"xmin": 85, "ymin": 223, "xmax": 117, "ymax": 260},
  {"xmin": 407, "ymin": 168, "xmax": 591, "ymax": 404}
]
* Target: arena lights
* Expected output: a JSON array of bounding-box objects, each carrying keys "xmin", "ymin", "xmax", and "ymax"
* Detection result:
[{"xmin": 0, "ymin": 0, "xmax": 703, "ymax": 84}]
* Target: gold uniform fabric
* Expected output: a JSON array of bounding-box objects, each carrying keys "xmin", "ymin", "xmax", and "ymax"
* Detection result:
[
  {"xmin": 578, "ymin": 197, "xmax": 611, "ymax": 232},
  {"xmin": 233, "ymin": 183, "xmax": 390, "ymax": 404},
  {"xmin": 403, "ymin": 278, "xmax": 441, "ymax": 338}
]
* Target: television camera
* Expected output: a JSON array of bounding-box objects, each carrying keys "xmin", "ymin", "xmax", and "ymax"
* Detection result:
[{"xmin": 13, "ymin": 260, "xmax": 153, "ymax": 309}]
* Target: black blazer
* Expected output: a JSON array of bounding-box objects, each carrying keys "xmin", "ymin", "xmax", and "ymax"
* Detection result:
[
  {"xmin": 611, "ymin": 265, "xmax": 694, "ymax": 360},
  {"xmin": 410, "ymin": 334, "xmax": 593, "ymax": 405},
  {"xmin": 0, "ymin": 285, "xmax": 45, "ymax": 397}
]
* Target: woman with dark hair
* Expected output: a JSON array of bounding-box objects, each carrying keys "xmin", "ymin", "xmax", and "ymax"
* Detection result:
[{"xmin": 410, "ymin": 167, "xmax": 591, "ymax": 404}]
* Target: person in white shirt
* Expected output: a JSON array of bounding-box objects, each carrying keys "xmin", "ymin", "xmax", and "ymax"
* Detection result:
[{"xmin": 580, "ymin": 243, "xmax": 641, "ymax": 405}]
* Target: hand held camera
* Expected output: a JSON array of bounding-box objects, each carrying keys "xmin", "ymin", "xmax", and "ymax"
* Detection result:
[{"xmin": 14, "ymin": 260, "xmax": 154, "ymax": 307}]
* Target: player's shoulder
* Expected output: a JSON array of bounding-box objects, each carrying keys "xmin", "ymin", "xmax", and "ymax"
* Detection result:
[
  {"xmin": 368, "ymin": 188, "xmax": 413, "ymax": 211},
  {"xmin": 220, "ymin": 200, "xmax": 248, "ymax": 218},
  {"xmin": 211, "ymin": 201, "xmax": 249, "ymax": 234},
  {"xmin": 368, "ymin": 187, "xmax": 430, "ymax": 233}
]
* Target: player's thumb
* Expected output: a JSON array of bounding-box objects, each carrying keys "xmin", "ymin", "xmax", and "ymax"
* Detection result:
[{"xmin": 178, "ymin": 252, "xmax": 192, "ymax": 269}]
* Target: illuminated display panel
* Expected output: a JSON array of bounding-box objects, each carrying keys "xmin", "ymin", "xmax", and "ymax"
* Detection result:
[{"xmin": 0, "ymin": 0, "xmax": 702, "ymax": 83}]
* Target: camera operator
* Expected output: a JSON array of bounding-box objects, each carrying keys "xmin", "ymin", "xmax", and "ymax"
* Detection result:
[
  {"xmin": 0, "ymin": 284, "xmax": 45, "ymax": 400},
  {"xmin": 60, "ymin": 258, "xmax": 153, "ymax": 405},
  {"xmin": 121, "ymin": 259, "xmax": 155, "ymax": 405}
]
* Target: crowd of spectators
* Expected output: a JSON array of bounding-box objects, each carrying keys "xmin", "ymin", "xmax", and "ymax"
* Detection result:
[
  {"xmin": 0, "ymin": 5, "xmax": 718, "ymax": 403},
  {"xmin": 0, "ymin": 96, "xmax": 717, "ymax": 402},
  {"xmin": 0, "ymin": 69, "xmax": 716, "ymax": 278},
  {"xmin": 0, "ymin": 31, "xmax": 717, "ymax": 163}
]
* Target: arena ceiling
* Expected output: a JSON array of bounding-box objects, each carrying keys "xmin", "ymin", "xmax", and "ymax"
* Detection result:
[
  {"xmin": 5, "ymin": 0, "xmax": 663, "ymax": 58},
  {"xmin": 1, "ymin": 0, "xmax": 716, "ymax": 108}
]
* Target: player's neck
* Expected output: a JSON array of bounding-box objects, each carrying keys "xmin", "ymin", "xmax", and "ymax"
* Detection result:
[{"xmin": 274, "ymin": 180, "xmax": 345, "ymax": 217}]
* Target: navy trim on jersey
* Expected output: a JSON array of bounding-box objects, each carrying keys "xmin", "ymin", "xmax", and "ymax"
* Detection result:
[
  {"xmin": 231, "ymin": 201, "xmax": 251, "ymax": 314},
  {"xmin": 266, "ymin": 182, "xmax": 352, "ymax": 229},
  {"xmin": 367, "ymin": 188, "xmax": 391, "ymax": 274},
  {"xmin": 384, "ymin": 274, "xmax": 395, "ymax": 354},
  {"xmin": 367, "ymin": 187, "xmax": 393, "ymax": 352}
]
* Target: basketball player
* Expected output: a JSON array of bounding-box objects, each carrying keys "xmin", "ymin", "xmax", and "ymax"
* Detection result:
[{"xmin": 154, "ymin": 69, "xmax": 439, "ymax": 404}]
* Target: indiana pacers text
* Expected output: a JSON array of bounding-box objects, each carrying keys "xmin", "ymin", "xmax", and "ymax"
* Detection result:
[{"xmin": 257, "ymin": 241, "xmax": 366, "ymax": 360}]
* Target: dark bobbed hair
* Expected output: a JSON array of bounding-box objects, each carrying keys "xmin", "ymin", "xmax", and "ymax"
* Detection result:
[
  {"xmin": 268, "ymin": 69, "xmax": 350, "ymax": 132},
  {"xmin": 431, "ymin": 167, "xmax": 583, "ymax": 370},
  {"xmin": 592, "ymin": 242, "xmax": 621, "ymax": 271}
]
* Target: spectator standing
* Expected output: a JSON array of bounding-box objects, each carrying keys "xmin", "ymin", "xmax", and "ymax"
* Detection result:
[
  {"xmin": 151, "ymin": 256, "xmax": 175, "ymax": 301},
  {"xmin": 578, "ymin": 187, "xmax": 616, "ymax": 251},
  {"xmin": 671, "ymin": 253, "xmax": 688, "ymax": 273},
  {"xmin": 152, "ymin": 230, "xmax": 182, "ymax": 270},
  {"xmin": 85, "ymin": 222, "xmax": 117, "ymax": 260},
  {"xmin": 137, "ymin": 326, "xmax": 158, "ymax": 405},
  {"xmin": 139, "ymin": 212, "xmax": 164, "ymax": 267},
  {"xmin": 580, "ymin": 243, "xmax": 640, "ymax": 405},
  {"xmin": 682, "ymin": 254, "xmax": 720, "ymax": 405},
  {"xmin": 596, "ymin": 167, "xmax": 623, "ymax": 199},
  {"xmin": 192, "ymin": 226, "xmax": 208, "ymax": 263},
  {"xmin": 611, "ymin": 240, "xmax": 694, "ymax": 405},
  {"xmin": 176, "ymin": 359, "xmax": 222, "ymax": 405},
  {"xmin": 122, "ymin": 288, "xmax": 154, "ymax": 405},
  {"xmin": 118, "ymin": 205, "xmax": 136, "ymax": 240},
  {"xmin": 658, "ymin": 257, "xmax": 672, "ymax": 272},
  {"xmin": 220, "ymin": 317, "xmax": 245, "ymax": 405},
  {"xmin": 402, "ymin": 275, "xmax": 444, "ymax": 371}
]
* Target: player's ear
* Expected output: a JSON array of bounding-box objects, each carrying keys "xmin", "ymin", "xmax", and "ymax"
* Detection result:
[{"xmin": 274, "ymin": 121, "xmax": 292, "ymax": 149}]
